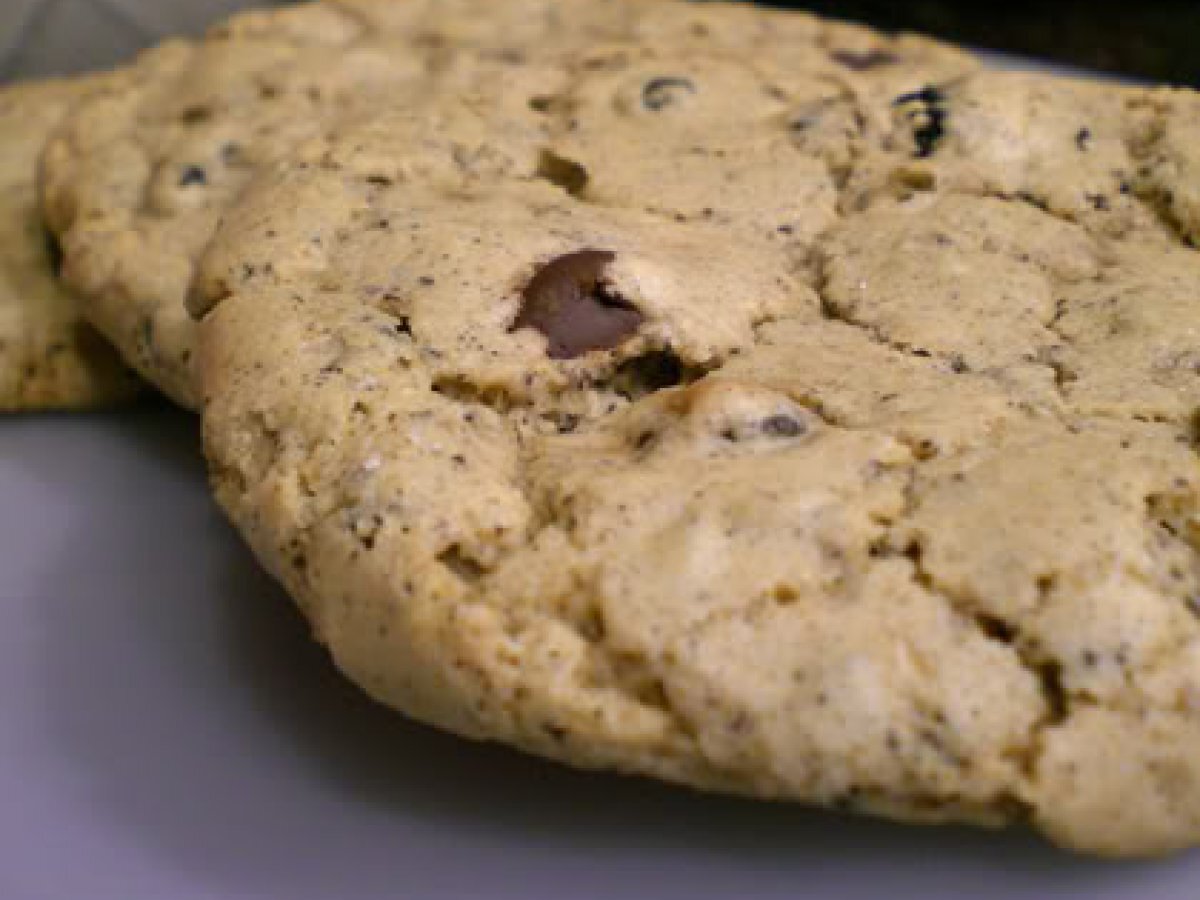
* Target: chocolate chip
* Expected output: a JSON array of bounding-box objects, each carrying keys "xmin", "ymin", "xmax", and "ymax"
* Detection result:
[
  {"xmin": 1075, "ymin": 127, "xmax": 1093, "ymax": 151},
  {"xmin": 893, "ymin": 86, "xmax": 947, "ymax": 159},
  {"xmin": 761, "ymin": 414, "xmax": 805, "ymax": 437},
  {"xmin": 512, "ymin": 250, "xmax": 642, "ymax": 359},
  {"xmin": 831, "ymin": 48, "xmax": 898, "ymax": 71},
  {"xmin": 894, "ymin": 85, "xmax": 943, "ymax": 108},
  {"xmin": 642, "ymin": 76, "xmax": 696, "ymax": 112},
  {"xmin": 179, "ymin": 165, "xmax": 208, "ymax": 187},
  {"xmin": 43, "ymin": 230, "xmax": 63, "ymax": 278}
]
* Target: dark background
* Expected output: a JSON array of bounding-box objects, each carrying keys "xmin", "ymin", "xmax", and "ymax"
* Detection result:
[{"xmin": 763, "ymin": 0, "xmax": 1200, "ymax": 86}]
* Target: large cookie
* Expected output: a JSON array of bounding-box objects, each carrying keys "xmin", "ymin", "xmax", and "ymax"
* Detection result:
[
  {"xmin": 39, "ymin": 0, "xmax": 970, "ymax": 408},
  {"xmin": 192, "ymin": 1, "xmax": 1200, "ymax": 858},
  {"xmin": 0, "ymin": 78, "xmax": 140, "ymax": 412}
]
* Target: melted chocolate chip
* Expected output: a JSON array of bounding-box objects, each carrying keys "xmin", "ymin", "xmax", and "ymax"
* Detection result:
[
  {"xmin": 179, "ymin": 165, "xmax": 208, "ymax": 187},
  {"xmin": 642, "ymin": 76, "xmax": 696, "ymax": 112},
  {"xmin": 893, "ymin": 86, "xmax": 947, "ymax": 159},
  {"xmin": 831, "ymin": 48, "xmax": 898, "ymax": 71},
  {"xmin": 512, "ymin": 250, "xmax": 642, "ymax": 359},
  {"xmin": 44, "ymin": 230, "xmax": 63, "ymax": 278},
  {"xmin": 1075, "ymin": 127, "xmax": 1093, "ymax": 151}
]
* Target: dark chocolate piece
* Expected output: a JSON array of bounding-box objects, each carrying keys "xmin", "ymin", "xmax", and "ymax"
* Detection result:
[
  {"xmin": 893, "ymin": 86, "xmax": 948, "ymax": 158},
  {"xmin": 512, "ymin": 250, "xmax": 642, "ymax": 359}
]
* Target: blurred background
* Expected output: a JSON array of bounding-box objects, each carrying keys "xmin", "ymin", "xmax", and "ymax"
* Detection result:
[
  {"xmin": 0, "ymin": 0, "xmax": 265, "ymax": 78},
  {"xmin": 1, "ymin": 0, "xmax": 1197, "ymax": 85},
  {"xmin": 770, "ymin": 0, "xmax": 1200, "ymax": 87}
]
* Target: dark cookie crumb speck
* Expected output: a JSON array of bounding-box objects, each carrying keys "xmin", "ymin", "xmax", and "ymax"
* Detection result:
[
  {"xmin": 179, "ymin": 165, "xmax": 208, "ymax": 187},
  {"xmin": 536, "ymin": 150, "xmax": 589, "ymax": 196},
  {"xmin": 761, "ymin": 414, "xmax": 806, "ymax": 437},
  {"xmin": 180, "ymin": 105, "xmax": 211, "ymax": 124}
]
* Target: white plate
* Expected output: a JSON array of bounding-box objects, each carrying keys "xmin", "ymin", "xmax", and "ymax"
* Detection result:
[{"xmin": 3, "ymin": 406, "xmax": 1199, "ymax": 899}]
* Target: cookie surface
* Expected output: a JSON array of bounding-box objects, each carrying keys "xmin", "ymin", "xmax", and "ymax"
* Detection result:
[
  {"xmin": 193, "ymin": 1, "xmax": 1200, "ymax": 858},
  {"xmin": 38, "ymin": 0, "xmax": 970, "ymax": 408},
  {"xmin": 0, "ymin": 78, "xmax": 139, "ymax": 412}
]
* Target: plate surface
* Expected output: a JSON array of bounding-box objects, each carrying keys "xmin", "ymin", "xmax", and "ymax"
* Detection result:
[{"xmin": 3, "ymin": 406, "xmax": 1199, "ymax": 900}]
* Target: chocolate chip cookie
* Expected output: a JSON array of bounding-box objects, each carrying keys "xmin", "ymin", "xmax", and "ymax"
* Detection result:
[
  {"xmin": 39, "ymin": 0, "xmax": 970, "ymax": 408},
  {"xmin": 0, "ymin": 78, "xmax": 139, "ymax": 412},
  {"xmin": 191, "ymin": 0, "xmax": 1200, "ymax": 857}
]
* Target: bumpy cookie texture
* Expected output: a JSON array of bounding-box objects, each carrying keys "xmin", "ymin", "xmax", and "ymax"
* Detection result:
[
  {"xmin": 0, "ymin": 78, "xmax": 139, "ymax": 411},
  {"xmin": 194, "ymin": 0, "xmax": 1200, "ymax": 858},
  {"xmin": 39, "ymin": 0, "xmax": 972, "ymax": 408},
  {"xmin": 846, "ymin": 70, "xmax": 1200, "ymax": 244}
]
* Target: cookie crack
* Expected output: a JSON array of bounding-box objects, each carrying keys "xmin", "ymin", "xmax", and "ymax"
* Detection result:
[
  {"xmin": 1035, "ymin": 297, "xmax": 1078, "ymax": 404},
  {"xmin": 809, "ymin": 242, "xmax": 1021, "ymax": 384},
  {"xmin": 879, "ymin": 464, "xmax": 1069, "ymax": 813}
]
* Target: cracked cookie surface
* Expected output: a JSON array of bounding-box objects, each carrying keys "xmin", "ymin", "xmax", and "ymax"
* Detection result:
[
  {"xmin": 39, "ymin": 0, "xmax": 965, "ymax": 408},
  {"xmin": 0, "ymin": 78, "xmax": 140, "ymax": 411},
  {"xmin": 189, "ymin": 0, "xmax": 1200, "ymax": 858}
]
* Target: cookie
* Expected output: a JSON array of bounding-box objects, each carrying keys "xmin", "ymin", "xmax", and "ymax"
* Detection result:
[
  {"xmin": 39, "ymin": 0, "xmax": 971, "ymax": 408},
  {"xmin": 190, "ymin": 2, "xmax": 1200, "ymax": 858},
  {"xmin": 0, "ymin": 77, "xmax": 139, "ymax": 412},
  {"xmin": 195, "ymin": 2, "xmax": 1200, "ymax": 857}
]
